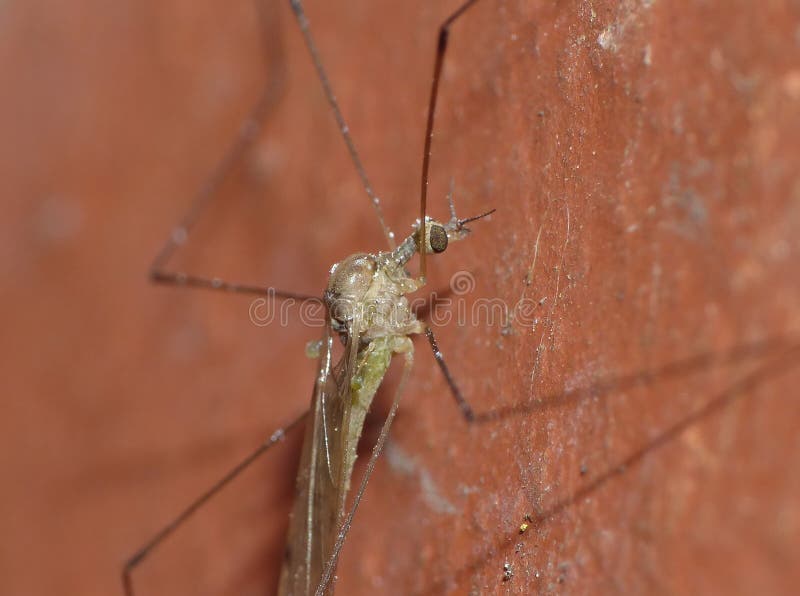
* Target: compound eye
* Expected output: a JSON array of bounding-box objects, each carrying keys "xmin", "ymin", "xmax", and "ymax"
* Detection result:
[{"xmin": 429, "ymin": 224, "xmax": 448, "ymax": 253}]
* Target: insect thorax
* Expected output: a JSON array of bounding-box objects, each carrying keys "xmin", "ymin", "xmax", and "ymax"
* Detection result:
[{"xmin": 324, "ymin": 251, "xmax": 423, "ymax": 342}]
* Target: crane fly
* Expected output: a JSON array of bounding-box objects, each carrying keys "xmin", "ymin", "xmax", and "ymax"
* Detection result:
[
  {"xmin": 279, "ymin": 200, "xmax": 492, "ymax": 595},
  {"xmin": 122, "ymin": 0, "xmax": 492, "ymax": 594}
]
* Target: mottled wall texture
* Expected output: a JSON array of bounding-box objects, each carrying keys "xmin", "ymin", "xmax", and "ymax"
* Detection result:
[{"xmin": 2, "ymin": 1, "xmax": 798, "ymax": 595}]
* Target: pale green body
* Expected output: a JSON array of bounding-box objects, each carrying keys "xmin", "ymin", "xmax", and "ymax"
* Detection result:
[
  {"xmin": 343, "ymin": 335, "xmax": 413, "ymax": 494},
  {"xmin": 278, "ymin": 214, "xmax": 470, "ymax": 596},
  {"xmin": 277, "ymin": 249, "xmax": 421, "ymax": 596}
]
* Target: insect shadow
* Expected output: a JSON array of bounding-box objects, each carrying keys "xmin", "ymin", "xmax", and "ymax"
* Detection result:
[{"xmin": 421, "ymin": 336, "xmax": 800, "ymax": 594}]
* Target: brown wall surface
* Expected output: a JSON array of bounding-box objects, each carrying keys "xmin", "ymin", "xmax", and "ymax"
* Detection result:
[{"xmin": 1, "ymin": 1, "xmax": 799, "ymax": 595}]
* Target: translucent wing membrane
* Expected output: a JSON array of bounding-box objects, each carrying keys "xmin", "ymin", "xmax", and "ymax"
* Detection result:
[{"xmin": 279, "ymin": 315, "xmax": 362, "ymax": 595}]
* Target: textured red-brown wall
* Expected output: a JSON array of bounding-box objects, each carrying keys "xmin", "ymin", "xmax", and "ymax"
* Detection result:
[{"xmin": 2, "ymin": 1, "xmax": 799, "ymax": 595}]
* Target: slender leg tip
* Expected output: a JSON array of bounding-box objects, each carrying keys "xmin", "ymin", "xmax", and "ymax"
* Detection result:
[{"xmin": 462, "ymin": 405, "xmax": 476, "ymax": 423}]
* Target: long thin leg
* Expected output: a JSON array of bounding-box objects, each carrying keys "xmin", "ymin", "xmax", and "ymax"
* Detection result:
[
  {"xmin": 121, "ymin": 411, "xmax": 308, "ymax": 596},
  {"xmin": 425, "ymin": 326, "xmax": 475, "ymax": 421},
  {"xmin": 418, "ymin": 0, "xmax": 481, "ymax": 280},
  {"xmin": 288, "ymin": 0, "xmax": 395, "ymax": 249},
  {"xmin": 315, "ymin": 350, "xmax": 415, "ymax": 596},
  {"xmin": 149, "ymin": 0, "xmax": 315, "ymax": 303},
  {"xmin": 150, "ymin": 270, "xmax": 316, "ymax": 301}
]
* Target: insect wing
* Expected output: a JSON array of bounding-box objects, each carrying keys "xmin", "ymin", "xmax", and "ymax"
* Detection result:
[{"xmin": 279, "ymin": 316, "xmax": 361, "ymax": 595}]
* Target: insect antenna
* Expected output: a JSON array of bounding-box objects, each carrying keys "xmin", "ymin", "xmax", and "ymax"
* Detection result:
[
  {"xmin": 457, "ymin": 208, "xmax": 497, "ymax": 229},
  {"xmin": 441, "ymin": 178, "xmax": 496, "ymax": 236}
]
